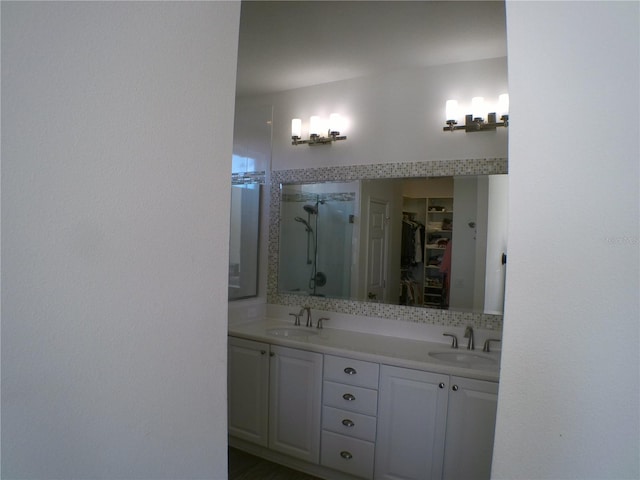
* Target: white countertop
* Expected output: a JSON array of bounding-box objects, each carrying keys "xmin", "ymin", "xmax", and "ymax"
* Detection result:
[{"xmin": 228, "ymin": 318, "xmax": 501, "ymax": 382}]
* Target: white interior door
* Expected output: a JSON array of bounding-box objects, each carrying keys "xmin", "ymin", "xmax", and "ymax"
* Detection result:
[{"xmin": 366, "ymin": 198, "xmax": 389, "ymax": 302}]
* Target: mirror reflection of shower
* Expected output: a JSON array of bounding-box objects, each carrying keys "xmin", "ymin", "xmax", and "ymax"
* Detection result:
[
  {"xmin": 294, "ymin": 216, "xmax": 313, "ymax": 264},
  {"xmin": 279, "ymin": 182, "xmax": 357, "ymax": 299},
  {"xmin": 294, "ymin": 199, "xmax": 326, "ymax": 295}
]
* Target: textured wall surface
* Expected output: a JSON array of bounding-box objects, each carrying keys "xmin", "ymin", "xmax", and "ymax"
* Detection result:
[
  {"xmin": 1, "ymin": 2, "xmax": 240, "ymax": 478},
  {"xmin": 493, "ymin": 2, "xmax": 639, "ymax": 479}
]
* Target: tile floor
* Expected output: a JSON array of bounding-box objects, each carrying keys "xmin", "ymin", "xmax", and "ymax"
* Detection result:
[{"xmin": 228, "ymin": 447, "xmax": 323, "ymax": 480}]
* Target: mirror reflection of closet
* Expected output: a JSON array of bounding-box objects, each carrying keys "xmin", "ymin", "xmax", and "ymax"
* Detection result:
[{"xmin": 401, "ymin": 177, "xmax": 453, "ymax": 309}]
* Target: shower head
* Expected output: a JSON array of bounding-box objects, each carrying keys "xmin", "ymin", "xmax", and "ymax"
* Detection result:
[
  {"xmin": 294, "ymin": 216, "xmax": 313, "ymax": 232},
  {"xmin": 303, "ymin": 204, "xmax": 318, "ymax": 215}
]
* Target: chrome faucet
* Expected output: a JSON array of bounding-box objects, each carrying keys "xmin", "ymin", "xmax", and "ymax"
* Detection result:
[
  {"xmin": 289, "ymin": 311, "xmax": 301, "ymax": 326},
  {"xmin": 301, "ymin": 306, "xmax": 312, "ymax": 327},
  {"xmin": 317, "ymin": 317, "xmax": 329, "ymax": 329},
  {"xmin": 464, "ymin": 326, "xmax": 475, "ymax": 350},
  {"xmin": 483, "ymin": 338, "xmax": 501, "ymax": 352},
  {"xmin": 443, "ymin": 333, "xmax": 458, "ymax": 349}
]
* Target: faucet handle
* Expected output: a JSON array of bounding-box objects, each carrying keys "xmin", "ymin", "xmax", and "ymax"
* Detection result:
[
  {"xmin": 317, "ymin": 317, "xmax": 329, "ymax": 329},
  {"xmin": 289, "ymin": 312, "xmax": 301, "ymax": 326},
  {"xmin": 443, "ymin": 333, "xmax": 458, "ymax": 349},
  {"xmin": 482, "ymin": 338, "xmax": 501, "ymax": 353},
  {"xmin": 301, "ymin": 306, "xmax": 312, "ymax": 327},
  {"xmin": 464, "ymin": 325, "xmax": 474, "ymax": 350}
]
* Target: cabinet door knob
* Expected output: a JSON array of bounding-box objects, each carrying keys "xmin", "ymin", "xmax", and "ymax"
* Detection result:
[
  {"xmin": 342, "ymin": 419, "xmax": 355, "ymax": 427},
  {"xmin": 452, "ymin": 385, "xmax": 459, "ymax": 391},
  {"xmin": 340, "ymin": 451, "xmax": 353, "ymax": 460},
  {"xmin": 344, "ymin": 367, "xmax": 357, "ymax": 375},
  {"xmin": 342, "ymin": 393, "xmax": 356, "ymax": 401},
  {"xmin": 269, "ymin": 352, "xmax": 275, "ymax": 357},
  {"xmin": 439, "ymin": 382, "xmax": 445, "ymax": 389},
  {"xmin": 260, "ymin": 350, "xmax": 266, "ymax": 355}
]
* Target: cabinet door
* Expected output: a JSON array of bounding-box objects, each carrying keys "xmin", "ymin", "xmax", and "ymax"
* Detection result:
[
  {"xmin": 442, "ymin": 377, "xmax": 498, "ymax": 480},
  {"xmin": 227, "ymin": 337, "xmax": 269, "ymax": 446},
  {"xmin": 375, "ymin": 365, "xmax": 449, "ymax": 480},
  {"xmin": 269, "ymin": 345, "xmax": 323, "ymax": 464}
]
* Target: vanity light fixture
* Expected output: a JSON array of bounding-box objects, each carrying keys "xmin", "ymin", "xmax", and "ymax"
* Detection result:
[
  {"xmin": 444, "ymin": 94, "xmax": 509, "ymax": 132},
  {"xmin": 291, "ymin": 114, "xmax": 347, "ymax": 146}
]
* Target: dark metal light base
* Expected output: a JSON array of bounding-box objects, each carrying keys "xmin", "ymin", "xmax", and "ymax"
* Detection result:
[{"xmin": 444, "ymin": 113, "xmax": 509, "ymax": 132}]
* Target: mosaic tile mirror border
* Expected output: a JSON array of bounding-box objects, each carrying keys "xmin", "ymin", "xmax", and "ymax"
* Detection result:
[{"xmin": 268, "ymin": 157, "xmax": 508, "ymax": 331}]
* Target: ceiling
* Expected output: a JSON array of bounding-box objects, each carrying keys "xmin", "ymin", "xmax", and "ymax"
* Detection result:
[{"xmin": 235, "ymin": 1, "xmax": 507, "ymax": 97}]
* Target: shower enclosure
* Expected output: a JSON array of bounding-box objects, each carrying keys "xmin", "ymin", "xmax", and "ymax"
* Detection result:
[{"xmin": 279, "ymin": 182, "xmax": 357, "ymax": 298}]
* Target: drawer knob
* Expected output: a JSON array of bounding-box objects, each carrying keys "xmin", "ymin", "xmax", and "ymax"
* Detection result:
[
  {"xmin": 340, "ymin": 451, "xmax": 353, "ymax": 460},
  {"xmin": 341, "ymin": 418, "xmax": 355, "ymax": 428},
  {"xmin": 342, "ymin": 393, "xmax": 356, "ymax": 401},
  {"xmin": 344, "ymin": 367, "xmax": 357, "ymax": 375}
]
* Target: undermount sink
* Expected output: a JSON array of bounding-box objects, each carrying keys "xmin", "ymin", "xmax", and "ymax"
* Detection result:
[
  {"xmin": 428, "ymin": 351, "xmax": 497, "ymax": 367},
  {"xmin": 267, "ymin": 327, "xmax": 319, "ymax": 338}
]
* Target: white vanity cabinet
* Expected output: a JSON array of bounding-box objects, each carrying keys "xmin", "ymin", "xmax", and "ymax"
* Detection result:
[
  {"xmin": 442, "ymin": 376, "xmax": 499, "ymax": 480},
  {"xmin": 228, "ymin": 336, "xmax": 270, "ymax": 447},
  {"xmin": 321, "ymin": 355, "xmax": 380, "ymax": 479},
  {"xmin": 375, "ymin": 366, "xmax": 498, "ymax": 480},
  {"xmin": 375, "ymin": 365, "xmax": 449, "ymax": 480},
  {"xmin": 228, "ymin": 330, "xmax": 499, "ymax": 480},
  {"xmin": 228, "ymin": 337, "xmax": 323, "ymax": 464},
  {"xmin": 268, "ymin": 344, "xmax": 323, "ymax": 464}
]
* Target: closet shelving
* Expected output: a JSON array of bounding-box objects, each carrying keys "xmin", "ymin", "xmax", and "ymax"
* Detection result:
[
  {"xmin": 400, "ymin": 197, "xmax": 426, "ymax": 306},
  {"xmin": 424, "ymin": 197, "xmax": 453, "ymax": 308},
  {"xmin": 400, "ymin": 195, "xmax": 453, "ymax": 308}
]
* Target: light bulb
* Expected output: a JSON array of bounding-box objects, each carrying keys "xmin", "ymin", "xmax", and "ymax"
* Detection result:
[
  {"xmin": 309, "ymin": 116, "xmax": 321, "ymax": 137},
  {"xmin": 471, "ymin": 97, "xmax": 485, "ymax": 120},
  {"xmin": 445, "ymin": 100, "xmax": 459, "ymax": 123},
  {"xmin": 498, "ymin": 94, "xmax": 509, "ymax": 117},
  {"xmin": 291, "ymin": 118, "xmax": 302, "ymax": 138},
  {"xmin": 329, "ymin": 113, "xmax": 342, "ymax": 134}
]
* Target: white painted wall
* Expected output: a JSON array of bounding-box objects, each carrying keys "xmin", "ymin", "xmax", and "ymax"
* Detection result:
[
  {"xmin": 451, "ymin": 176, "xmax": 479, "ymax": 310},
  {"xmin": 236, "ymin": 57, "xmax": 508, "ymax": 171},
  {"xmin": 473, "ymin": 176, "xmax": 489, "ymax": 311},
  {"xmin": 232, "ymin": 105, "xmax": 273, "ymax": 174},
  {"xmin": 1, "ymin": 2, "xmax": 240, "ymax": 478},
  {"xmin": 493, "ymin": 2, "xmax": 639, "ymax": 478},
  {"xmin": 484, "ymin": 175, "xmax": 508, "ymax": 315}
]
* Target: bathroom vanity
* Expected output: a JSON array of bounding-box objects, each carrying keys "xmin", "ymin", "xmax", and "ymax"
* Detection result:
[{"xmin": 228, "ymin": 318, "xmax": 500, "ymax": 480}]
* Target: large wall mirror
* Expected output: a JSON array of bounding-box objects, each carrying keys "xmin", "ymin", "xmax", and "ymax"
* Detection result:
[
  {"xmin": 228, "ymin": 171, "xmax": 265, "ymax": 301},
  {"xmin": 268, "ymin": 158, "xmax": 508, "ymax": 325}
]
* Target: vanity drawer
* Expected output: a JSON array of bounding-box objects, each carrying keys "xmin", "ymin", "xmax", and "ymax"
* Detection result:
[
  {"xmin": 323, "ymin": 381, "xmax": 378, "ymax": 416},
  {"xmin": 324, "ymin": 355, "xmax": 379, "ymax": 389},
  {"xmin": 322, "ymin": 406, "xmax": 377, "ymax": 442},
  {"xmin": 321, "ymin": 430, "xmax": 374, "ymax": 479}
]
